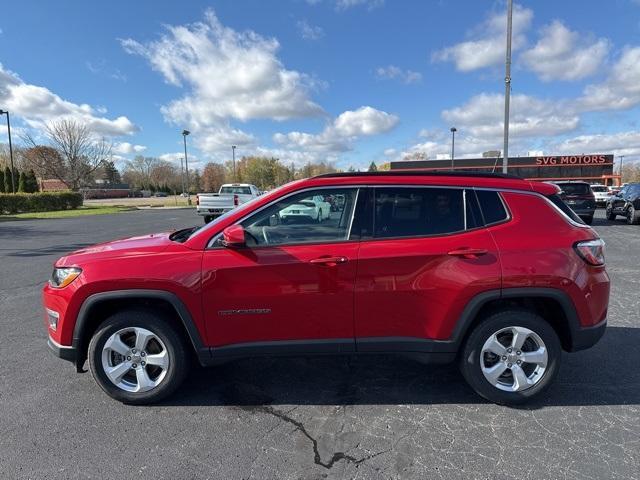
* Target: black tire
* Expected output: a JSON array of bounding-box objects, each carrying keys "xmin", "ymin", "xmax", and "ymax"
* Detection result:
[
  {"xmin": 317, "ymin": 209, "xmax": 323, "ymax": 223},
  {"xmin": 627, "ymin": 205, "xmax": 640, "ymax": 225},
  {"xmin": 605, "ymin": 206, "xmax": 616, "ymax": 220},
  {"xmin": 88, "ymin": 309, "xmax": 190, "ymax": 405},
  {"xmin": 583, "ymin": 215, "xmax": 594, "ymax": 225},
  {"xmin": 459, "ymin": 309, "xmax": 561, "ymax": 406}
]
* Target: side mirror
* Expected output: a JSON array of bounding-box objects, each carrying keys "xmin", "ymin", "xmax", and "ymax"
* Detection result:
[{"xmin": 222, "ymin": 225, "xmax": 246, "ymax": 248}]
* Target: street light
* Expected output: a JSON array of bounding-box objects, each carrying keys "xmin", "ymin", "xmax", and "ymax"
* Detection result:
[
  {"xmin": 180, "ymin": 157, "xmax": 186, "ymax": 196},
  {"xmin": 232, "ymin": 145, "xmax": 237, "ymax": 182},
  {"xmin": 450, "ymin": 127, "xmax": 457, "ymax": 171},
  {"xmin": 182, "ymin": 130, "xmax": 191, "ymax": 205},
  {"xmin": 619, "ymin": 155, "xmax": 625, "ymax": 185},
  {"xmin": 0, "ymin": 109, "xmax": 15, "ymax": 193}
]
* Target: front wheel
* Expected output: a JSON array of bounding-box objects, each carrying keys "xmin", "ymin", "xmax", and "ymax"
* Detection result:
[
  {"xmin": 606, "ymin": 206, "xmax": 616, "ymax": 220},
  {"xmin": 459, "ymin": 310, "xmax": 561, "ymax": 406},
  {"xmin": 627, "ymin": 205, "xmax": 640, "ymax": 225},
  {"xmin": 88, "ymin": 309, "xmax": 189, "ymax": 404}
]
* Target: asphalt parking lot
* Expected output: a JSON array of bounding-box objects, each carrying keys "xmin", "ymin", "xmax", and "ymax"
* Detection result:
[{"xmin": 1, "ymin": 208, "xmax": 638, "ymax": 480}]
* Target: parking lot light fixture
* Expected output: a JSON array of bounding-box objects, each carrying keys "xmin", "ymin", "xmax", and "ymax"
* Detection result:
[
  {"xmin": 182, "ymin": 130, "xmax": 191, "ymax": 205},
  {"xmin": 0, "ymin": 109, "xmax": 15, "ymax": 193},
  {"xmin": 450, "ymin": 127, "xmax": 457, "ymax": 171},
  {"xmin": 232, "ymin": 145, "xmax": 237, "ymax": 182}
]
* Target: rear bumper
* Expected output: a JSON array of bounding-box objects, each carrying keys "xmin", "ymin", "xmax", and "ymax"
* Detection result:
[
  {"xmin": 48, "ymin": 336, "xmax": 77, "ymax": 363},
  {"xmin": 196, "ymin": 207, "xmax": 232, "ymax": 216},
  {"xmin": 569, "ymin": 318, "xmax": 607, "ymax": 352}
]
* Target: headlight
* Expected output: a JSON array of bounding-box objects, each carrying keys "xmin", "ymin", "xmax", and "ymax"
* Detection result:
[{"xmin": 49, "ymin": 267, "xmax": 82, "ymax": 288}]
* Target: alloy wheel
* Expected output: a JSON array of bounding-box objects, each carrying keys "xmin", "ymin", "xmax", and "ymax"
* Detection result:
[
  {"xmin": 101, "ymin": 327, "xmax": 170, "ymax": 393},
  {"xmin": 480, "ymin": 326, "xmax": 548, "ymax": 392}
]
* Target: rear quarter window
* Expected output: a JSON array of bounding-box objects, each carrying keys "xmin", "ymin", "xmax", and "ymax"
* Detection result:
[
  {"xmin": 475, "ymin": 190, "xmax": 509, "ymax": 225},
  {"xmin": 546, "ymin": 194, "xmax": 585, "ymax": 224}
]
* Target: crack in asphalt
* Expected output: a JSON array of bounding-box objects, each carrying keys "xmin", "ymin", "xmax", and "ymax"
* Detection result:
[{"xmin": 253, "ymin": 404, "xmax": 389, "ymax": 470}]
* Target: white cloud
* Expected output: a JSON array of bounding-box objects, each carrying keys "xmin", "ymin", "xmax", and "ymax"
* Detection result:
[
  {"xmin": 375, "ymin": 65, "xmax": 422, "ymax": 84},
  {"xmin": 0, "ymin": 63, "xmax": 138, "ymax": 136},
  {"xmin": 552, "ymin": 130, "xmax": 640, "ymax": 157},
  {"xmin": 521, "ymin": 21, "xmax": 610, "ymax": 81},
  {"xmin": 577, "ymin": 46, "xmax": 640, "ymax": 112},
  {"xmin": 297, "ymin": 20, "xmax": 324, "ymax": 40},
  {"xmin": 442, "ymin": 93, "xmax": 579, "ymax": 139},
  {"xmin": 113, "ymin": 142, "xmax": 147, "ymax": 155},
  {"xmin": 159, "ymin": 152, "xmax": 202, "ymax": 166},
  {"xmin": 432, "ymin": 4, "xmax": 533, "ymax": 72},
  {"xmin": 274, "ymin": 106, "xmax": 399, "ymax": 152},
  {"xmin": 336, "ymin": 0, "xmax": 384, "ymax": 10}
]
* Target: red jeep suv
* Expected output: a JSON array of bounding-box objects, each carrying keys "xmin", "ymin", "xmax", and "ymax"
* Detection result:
[{"xmin": 43, "ymin": 172, "xmax": 609, "ymax": 405}]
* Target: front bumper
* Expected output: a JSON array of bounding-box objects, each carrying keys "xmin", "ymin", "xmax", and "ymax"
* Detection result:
[
  {"xmin": 48, "ymin": 335, "xmax": 77, "ymax": 363},
  {"xmin": 569, "ymin": 318, "xmax": 607, "ymax": 351}
]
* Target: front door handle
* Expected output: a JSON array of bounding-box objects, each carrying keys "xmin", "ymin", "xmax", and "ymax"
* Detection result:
[
  {"xmin": 309, "ymin": 256, "xmax": 348, "ymax": 266},
  {"xmin": 447, "ymin": 248, "xmax": 488, "ymax": 259}
]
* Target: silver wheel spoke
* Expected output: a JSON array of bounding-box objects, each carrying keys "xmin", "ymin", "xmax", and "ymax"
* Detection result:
[
  {"xmin": 135, "ymin": 367, "xmax": 154, "ymax": 392},
  {"xmin": 521, "ymin": 347, "xmax": 547, "ymax": 366},
  {"xmin": 104, "ymin": 335, "xmax": 129, "ymax": 356},
  {"xmin": 483, "ymin": 335, "xmax": 507, "ymax": 356},
  {"xmin": 510, "ymin": 327, "xmax": 529, "ymax": 350},
  {"xmin": 482, "ymin": 363, "xmax": 508, "ymax": 385},
  {"xmin": 510, "ymin": 364, "xmax": 531, "ymax": 391},
  {"xmin": 134, "ymin": 328, "xmax": 154, "ymax": 352},
  {"xmin": 106, "ymin": 362, "xmax": 131, "ymax": 384},
  {"xmin": 145, "ymin": 351, "xmax": 168, "ymax": 368}
]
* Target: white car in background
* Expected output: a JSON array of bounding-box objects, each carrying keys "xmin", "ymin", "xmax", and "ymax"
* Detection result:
[
  {"xmin": 590, "ymin": 184, "xmax": 611, "ymax": 206},
  {"xmin": 279, "ymin": 195, "xmax": 331, "ymax": 223}
]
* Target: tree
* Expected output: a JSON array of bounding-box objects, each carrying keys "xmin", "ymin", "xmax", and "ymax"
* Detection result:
[
  {"xmin": 123, "ymin": 156, "xmax": 159, "ymax": 190},
  {"xmin": 202, "ymin": 162, "xmax": 226, "ymax": 192},
  {"xmin": 4, "ymin": 166, "xmax": 11, "ymax": 193},
  {"xmin": 0, "ymin": 168, "xmax": 4, "ymax": 193},
  {"xmin": 102, "ymin": 160, "xmax": 121, "ymax": 185},
  {"xmin": 24, "ymin": 120, "xmax": 112, "ymax": 190},
  {"xmin": 26, "ymin": 170, "xmax": 39, "ymax": 192},
  {"xmin": 18, "ymin": 171, "xmax": 26, "ymax": 193},
  {"xmin": 368, "ymin": 161, "xmax": 378, "ymax": 172}
]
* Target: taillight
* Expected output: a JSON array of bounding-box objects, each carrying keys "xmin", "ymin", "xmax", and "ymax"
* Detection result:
[
  {"xmin": 233, "ymin": 194, "xmax": 239, "ymax": 206},
  {"xmin": 574, "ymin": 238, "xmax": 605, "ymax": 266}
]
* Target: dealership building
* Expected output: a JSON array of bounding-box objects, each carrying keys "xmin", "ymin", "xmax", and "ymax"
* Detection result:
[{"xmin": 390, "ymin": 154, "xmax": 619, "ymax": 185}]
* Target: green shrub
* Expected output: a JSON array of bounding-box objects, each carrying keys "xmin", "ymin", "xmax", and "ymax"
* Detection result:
[{"xmin": 0, "ymin": 192, "xmax": 83, "ymax": 215}]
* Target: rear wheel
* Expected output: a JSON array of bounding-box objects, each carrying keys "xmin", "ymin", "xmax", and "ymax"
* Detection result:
[
  {"xmin": 459, "ymin": 310, "xmax": 561, "ymax": 405},
  {"xmin": 583, "ymin": 214, "xmax": 594, "ymax": 225},
  {"xmin": 606, "ymin": 205, "xmax": 616, "ymax": 220},
  {"xmin": 88, "ymin": 309, "xmax": 189, "ymax": 404}
]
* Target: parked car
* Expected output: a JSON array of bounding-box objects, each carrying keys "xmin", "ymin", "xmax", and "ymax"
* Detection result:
[
  {"xmin": 589, "ymin": 184, "xmax": 610, "ymax": 207},
  {"xmin": 196, "ymin": 183, "xmax": 261, "ymax": 223},
  {"xmin": 154, "ymin": 192, "xmax": 168, "ymax": 197},
  {"xmin": 551, "ymin": 181, "xmax": 596, "ymax": 224},
  {"xmin": 43, "ymin": 171, "xmax": 609, "ymax": 406},
  {"xmin": 279, "ymin": 194, "xmax": 331, "ymax": 223},
  {"xmin": 605, "ymin": 182, "xmax": 640, "ymax": 224}
]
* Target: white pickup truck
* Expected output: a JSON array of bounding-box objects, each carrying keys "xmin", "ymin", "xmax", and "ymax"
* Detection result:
[{"xmin": 196, "ymin": 183, "xmax": 261, "ymax": 223}]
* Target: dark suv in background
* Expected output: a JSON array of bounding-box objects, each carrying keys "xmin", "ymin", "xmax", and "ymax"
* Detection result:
[
  {"xmin": 552, "ymin": 181, "xmax": 596, "ymax": 224},
  {"xmin": 606, "ymin": 182, "xmax": 640, "ymax": 224}
]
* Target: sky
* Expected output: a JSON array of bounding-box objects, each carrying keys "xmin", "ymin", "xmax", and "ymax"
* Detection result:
[{"xmin": 1, "ymin": 0, "xmax": 640, "ymax": 171}]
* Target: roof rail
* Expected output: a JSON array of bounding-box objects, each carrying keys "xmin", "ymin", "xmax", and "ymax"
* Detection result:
[{"xmin": 314, "ymin": 170, "xmax": 523, "ymax": 180}]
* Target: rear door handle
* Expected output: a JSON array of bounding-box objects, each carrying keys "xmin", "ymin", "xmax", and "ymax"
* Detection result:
[
  {"xmin": 309, "ymin": 256, "xmax": 348, "ymax": 266},
  {"xmin": 447, "ymin": 248, "xmax": 488, "ymax": 259}
]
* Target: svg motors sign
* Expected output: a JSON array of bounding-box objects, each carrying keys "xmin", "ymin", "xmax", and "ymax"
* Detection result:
[{"xmin": 535, "ymin": 155, "xmax": 610, "ymax": 166}]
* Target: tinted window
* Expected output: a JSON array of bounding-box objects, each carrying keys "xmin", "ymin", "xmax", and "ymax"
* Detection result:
[
  {"xmin": 590, "ymin": 186, "xmax": 608, "ymax": 192},
  {"xmin": 556, "ymin": 183, "xmax": 591, "ymax": 195},
  {"xmin": 373, "ymin": 188, "xmax": 465, "ymax": 238},
  {"xmin": 546, "ymin": 194, "xmax": 584, "ymax": 224},
  {"xmin": 475, "ymin": 190, "xmax": 508, "ymax": 225},
  {"xmin": 220, "ymin": 186, "xmax": 252, "ymax": 195},
  {"xmin": 628, "ymin": 185, "xmax": 640, "ymax": 196},
  {"xmin": 238, "ymin": 188, "xmax": 358, "ymax": 246}
]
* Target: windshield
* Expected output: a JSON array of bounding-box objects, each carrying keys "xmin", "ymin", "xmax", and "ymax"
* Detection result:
[
  {"xmin": 557, "ymin": 183, "xmax": 591, "ymax": 195},
  {"xmin": 220, "ymin": 186, "xmax": 252, "ymax": 195}
]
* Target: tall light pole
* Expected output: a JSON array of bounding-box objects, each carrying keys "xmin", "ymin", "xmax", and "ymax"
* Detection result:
[
  {"xmin": 0, "ymin": 109, "xmax": 15, "ymax": 193},
  {"xmin": 231, "ymin": 145, "xmax": 237, "ymax": 182},
  {"xmin": 182, "ymin": 130, "xmax": 191, "ymax": 205},
  {"xmin": 450, "ymin": 127, "xmax": 457, "ymax": 171},
  {"xmin": 619, "ymin": 155, "xmax": 625, "ymax": 185},
  {"xmin": 502, "ymin": 0, "xmax": 513, "ymax": 174},
  {"xmin": 180, "ymin": 157, "xmax": 186, "ymax": 195}
]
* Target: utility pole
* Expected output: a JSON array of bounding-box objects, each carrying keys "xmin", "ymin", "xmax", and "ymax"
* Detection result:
[
  {"xmin": 450, "ymin": 127, "xmax": 457, "ymax": 171},
  {"xmin": 502, "ymin": 0, "xmax": 513, "ymax": 174},
  {"xmin": 182, "ymin": 130, "xmax": 191, "ymax": 205},
  {"xmin": 232, "ymin": 145, "xmax": 237, "ymax": 182},
  {"xmin": 180, "ymin": 157, "xmax": 186, "ymax": 195},
  {"xmin": 0, "ymin": 109, "xmax": 15, "ymax": 193}
]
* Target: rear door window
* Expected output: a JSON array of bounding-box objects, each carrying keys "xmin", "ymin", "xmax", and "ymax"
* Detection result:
[{"xmin": 373, "ymin": 188, "xmax": 465, "ymax": 238}]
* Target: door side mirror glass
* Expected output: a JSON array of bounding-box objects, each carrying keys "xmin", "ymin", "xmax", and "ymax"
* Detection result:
[{"xmin": 222, "ymin": 225, "xmax": 246, "ymax": 248}]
